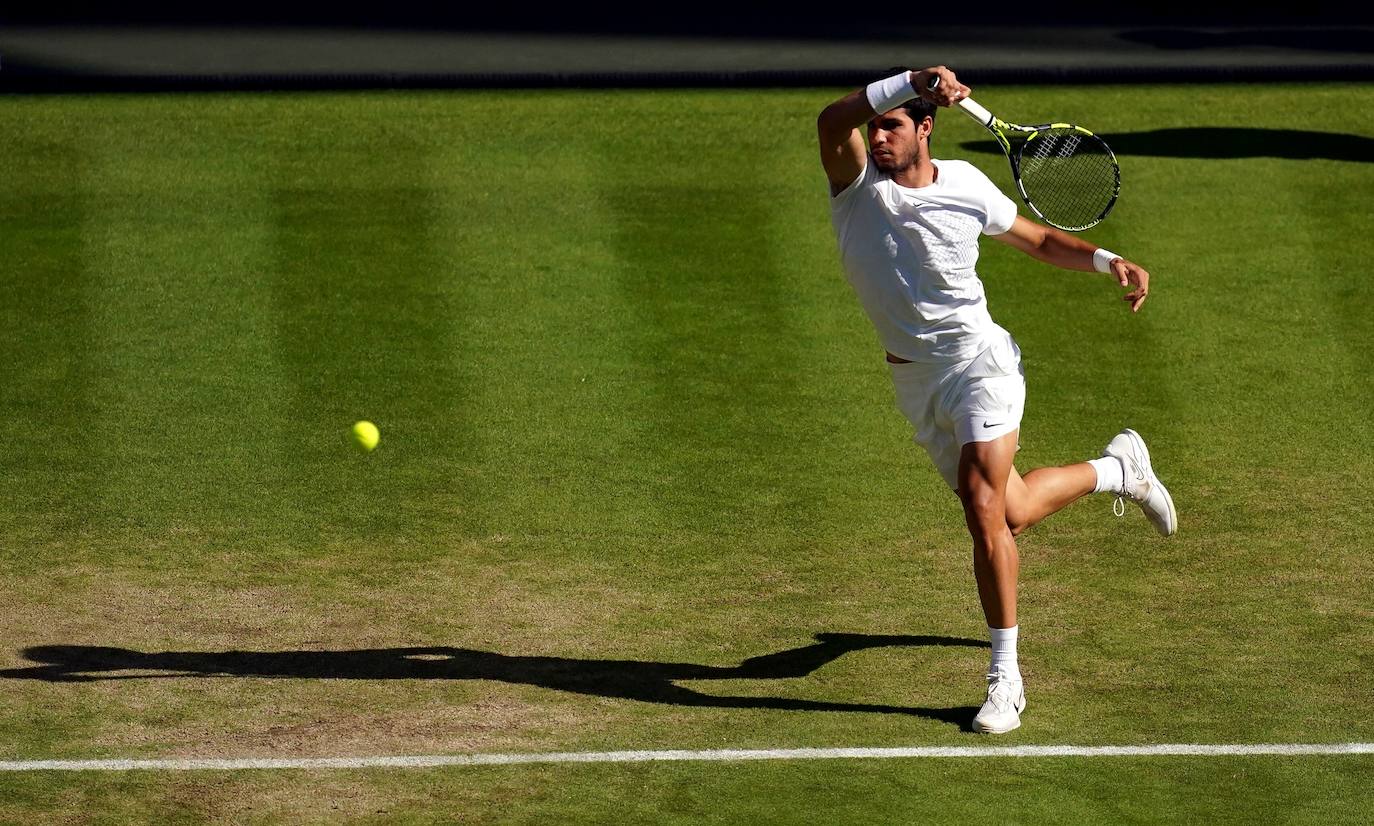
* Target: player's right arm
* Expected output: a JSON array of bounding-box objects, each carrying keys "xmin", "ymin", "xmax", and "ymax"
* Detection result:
[
  {"xmin": 817, "ymin": 88, "xmax": 876, "ymax": 197},
  {"xmin": 817, "ymin": 66, "xmax": 969, "ymax": 196}
]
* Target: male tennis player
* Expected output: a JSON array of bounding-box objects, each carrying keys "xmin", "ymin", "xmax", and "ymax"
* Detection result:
[{"xmin": 818, "ymin": 67, "xmax": 1176, "ymax": 734}]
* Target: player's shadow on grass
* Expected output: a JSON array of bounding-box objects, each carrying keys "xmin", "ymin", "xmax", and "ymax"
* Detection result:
[
  {"xmin": 959, "ymin": 128, "xmax": 1374, "ymax": 162},
  {"xmin": 1, "ymin": 633, "xmax": 987, "ymax": 731}
]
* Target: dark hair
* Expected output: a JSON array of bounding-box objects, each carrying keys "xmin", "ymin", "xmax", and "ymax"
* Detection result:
[{"xmin": 901, "ymin": 96, "xmax": 937, "ymax": 128}]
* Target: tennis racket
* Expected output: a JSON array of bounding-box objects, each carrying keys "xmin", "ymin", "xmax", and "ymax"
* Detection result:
[{"xmin": 929, "ymin": 77, "xmax": 1120, "ymax": 232}]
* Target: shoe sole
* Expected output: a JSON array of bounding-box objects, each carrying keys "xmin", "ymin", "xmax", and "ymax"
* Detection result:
[
  {"xmin": 1123, "ymin": 428, "xmax": 1178, "ymax": 537},
  {"xmin": 973, "ymin": 718, "xmax": 1022, "ymax": 734}
]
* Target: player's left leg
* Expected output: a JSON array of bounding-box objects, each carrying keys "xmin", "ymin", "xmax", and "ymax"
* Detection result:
[
  {"xmin": 1003, "ymin": 433, "xmax": 1177, "ymax": 538},
  {"xmin": 1003, "ymin": 462, "xmax": 1097, "ymax": 536}
]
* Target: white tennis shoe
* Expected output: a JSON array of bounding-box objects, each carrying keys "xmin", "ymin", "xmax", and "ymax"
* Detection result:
[
  {"xmin": 972, "ymin": 671, "xmax": 1026, "ymax": 734},
  {"xmin": 1103, "ymin": 428, "xmax": 1178, "ymax": 537}
]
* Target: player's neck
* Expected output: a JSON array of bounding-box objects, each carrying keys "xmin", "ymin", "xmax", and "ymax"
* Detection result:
[{"xmin": 891, "ymin": 156, "xmax": 937, "ymax": 188}]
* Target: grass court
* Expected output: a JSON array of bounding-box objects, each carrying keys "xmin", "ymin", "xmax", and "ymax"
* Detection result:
[{"xmin": 1, "ymin": 83, "xmax": 1371, "ymax": 822}]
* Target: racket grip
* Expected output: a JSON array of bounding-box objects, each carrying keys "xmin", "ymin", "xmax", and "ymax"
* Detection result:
[{"xmin": 956, "ymin": 97, "xmax": 995, "ymax": 127}]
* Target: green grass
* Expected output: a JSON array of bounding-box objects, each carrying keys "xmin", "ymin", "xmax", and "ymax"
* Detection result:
[{"xmin": 1, "ymin": 84, "xmax": 1372, "ymax": 822}]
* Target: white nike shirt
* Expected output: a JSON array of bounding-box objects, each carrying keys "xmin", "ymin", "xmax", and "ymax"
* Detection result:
[{"xmin": 829, "ymin": 157, "xmax": 1019, "ymax": 364}]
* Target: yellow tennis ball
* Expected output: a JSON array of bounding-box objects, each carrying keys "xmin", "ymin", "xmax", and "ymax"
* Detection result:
[{"xmin": 351, "ymin": 420, "xmax": 380, "ymax": 452}]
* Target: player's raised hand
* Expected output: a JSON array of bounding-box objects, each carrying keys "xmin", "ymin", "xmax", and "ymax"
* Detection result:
[
  {"xmin": 1111, "ymin": 258, "xmax": 1151, "ymax": 312},
  {"xmin": 914, "ymin": 66, "xmax": 970, "ymax": 106}
]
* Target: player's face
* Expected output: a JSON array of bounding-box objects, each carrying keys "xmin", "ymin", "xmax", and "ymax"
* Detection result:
[{"xmin": 868, "ymin": 110, "xmax": 928, "ymax": 172}]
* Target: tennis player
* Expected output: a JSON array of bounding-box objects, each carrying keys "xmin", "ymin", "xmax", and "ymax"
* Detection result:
[{"xmin": 817, "ymin": 67, "xmax": 1177, "ymax": 734}]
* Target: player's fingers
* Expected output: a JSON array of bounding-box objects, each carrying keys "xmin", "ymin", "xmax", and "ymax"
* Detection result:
[
  {"xmin": 932, "ymin": 67, "xmax": 967, "ymax": 105},
  {"xmin": 936, "ymin": 68, "xmax": 968, "ymax": 98}
]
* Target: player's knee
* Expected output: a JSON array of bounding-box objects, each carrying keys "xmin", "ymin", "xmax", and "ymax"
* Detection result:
[{"xmin": 958, "ymin": 479, "xmax": 1003, "ymax": 524}]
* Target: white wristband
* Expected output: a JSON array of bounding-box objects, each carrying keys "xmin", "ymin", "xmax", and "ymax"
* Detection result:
[
  {"xmin": 1093, "ymin": 248, "xmax": 1121, "ymax": 274},
  {"xmin": 866, "ymin": 71, "xmax": 917, "ymax": 115}
]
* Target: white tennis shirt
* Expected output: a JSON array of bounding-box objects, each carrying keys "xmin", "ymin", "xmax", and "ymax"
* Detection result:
[{"xmin": 829, "ymin": 157, "xmax": 1019, "ymax": 364}]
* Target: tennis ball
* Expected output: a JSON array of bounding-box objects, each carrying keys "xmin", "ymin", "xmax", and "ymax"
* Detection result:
[{"xmin": 351, "ymin": 420, "xmax": 380, "ymax": 452}]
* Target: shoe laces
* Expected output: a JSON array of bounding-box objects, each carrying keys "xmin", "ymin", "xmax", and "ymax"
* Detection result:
[
  {"xmin": 984, "ymin": 672, "xmax": 1022, "ymax": 710},
  {"xmin": 1108, "ymin": 452, "xmax": 1134, "ymax": 516}
]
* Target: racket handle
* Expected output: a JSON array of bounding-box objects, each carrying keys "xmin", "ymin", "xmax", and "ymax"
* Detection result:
[
  {"xmin": 928, "ymin": 73, "xmax": 995, "ymax": 128},
  {"xmin": 956, "ymin": 97, "xmax": 995, "ymax": 127}
]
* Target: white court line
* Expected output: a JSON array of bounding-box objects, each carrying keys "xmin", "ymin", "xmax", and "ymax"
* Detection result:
[{"xmin": 2, "ymin": 743, "xmax": 1371, "ymax": 772}]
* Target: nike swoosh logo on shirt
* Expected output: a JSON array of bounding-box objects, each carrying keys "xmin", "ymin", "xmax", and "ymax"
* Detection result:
[{"xmin": 982, "ymin": 422, "xmax": 1004, "ymax": 429}]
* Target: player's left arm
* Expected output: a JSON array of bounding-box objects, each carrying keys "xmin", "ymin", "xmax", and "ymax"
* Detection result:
[{"xmin": 991, "ymin": 215, "xmax": 1150, "ymax": 312}]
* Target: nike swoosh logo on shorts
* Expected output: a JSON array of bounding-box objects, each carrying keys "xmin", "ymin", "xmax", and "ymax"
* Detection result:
[{"xmin": 983, "ymin": 422, "xmax": 1003, "ymax": 429}]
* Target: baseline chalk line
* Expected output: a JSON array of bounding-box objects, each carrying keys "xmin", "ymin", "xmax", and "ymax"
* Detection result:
[{"xmin": 2, "ymin": 743, "xmax": 1371, "ymax": 772}]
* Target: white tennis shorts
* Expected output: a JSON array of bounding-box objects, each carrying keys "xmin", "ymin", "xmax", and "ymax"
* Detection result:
[{"xmin": 888, "ymin": 331, "xmax": 1026, "ymax": 490}]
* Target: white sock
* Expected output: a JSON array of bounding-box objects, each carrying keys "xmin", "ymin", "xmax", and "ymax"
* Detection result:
[
  {"xmin": 1088, "ymin": 456, "xmax": 1124, "ymax": 494},
  {"xmin": 989, "ymin": 625, "xmax": 1020, "ymax": 679}
]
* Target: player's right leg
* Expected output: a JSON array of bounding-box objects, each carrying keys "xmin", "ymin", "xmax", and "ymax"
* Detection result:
[
  {"xmin": 958, "ymin": 434, "xmax": 1020, "ymax": 631},
  {"xmin": 957, "ymin": 433, "xmax": 1027, "ymax": 735}
]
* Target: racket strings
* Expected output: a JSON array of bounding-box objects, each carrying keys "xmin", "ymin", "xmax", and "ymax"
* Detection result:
[{"xmin": 1018, "ymin": 129, "xmax": 1119, "ymax": 231}]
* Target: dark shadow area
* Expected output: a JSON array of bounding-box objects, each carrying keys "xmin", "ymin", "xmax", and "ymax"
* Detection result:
[
  {"xmin": 7, "ymin": 6, "xmax": 1372, "ymax": 30},
  {"xmin": 959, "ymin": 127, "xmax": 1374, "ymax": 162},
  {"xmin": 1, "ymin": 633, "xmax": 987, "ymax": 731},
  {"xmin": 1119, "ymin": 28, "xmax": 1374, "ymax": 53}
]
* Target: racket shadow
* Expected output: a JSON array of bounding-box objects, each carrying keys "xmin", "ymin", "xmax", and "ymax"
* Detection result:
[{"xmin": 960, "ymin": 127, "xmax": 1374, "ymax": 162}]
